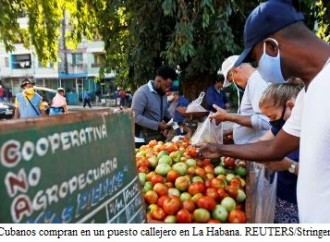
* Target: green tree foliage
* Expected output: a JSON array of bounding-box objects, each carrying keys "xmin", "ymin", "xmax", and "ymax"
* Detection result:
[
  {"xmin": 0, "ymin": 0, "xmax": 329, "ymax": 92},
  {"xmin": 314, "ymin": 0, "xmax": 330, "ymax": 42},
  {"xmin": 92, "ymin": 0, "xmax": 260, "ymax": 91}
]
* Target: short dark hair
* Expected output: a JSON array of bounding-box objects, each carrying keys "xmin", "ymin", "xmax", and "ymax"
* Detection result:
[
  {"xmin": 157, "ymin": 65, "xmax": 177, "ymax": 81},
  {"xmin": 216, "ymin": 73, "xmax": 225, "ymax": 83}
]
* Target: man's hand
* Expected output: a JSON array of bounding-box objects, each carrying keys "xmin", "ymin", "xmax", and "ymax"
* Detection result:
[
  {"xmin": 158, "ymin": 121, "xmax": 171, "ymax": 131},
  {"xmin": 209, "ymin": 104, "xmax": 231, "ymax": 123},
  {"xmin": 196, "ymin": 143, "xmax": 222, "ymax": 159}
]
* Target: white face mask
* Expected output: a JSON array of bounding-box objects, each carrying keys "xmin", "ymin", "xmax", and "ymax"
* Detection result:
[{"xmin": 258, "ymin": 38, "xmax": 286, "ymax": 83}]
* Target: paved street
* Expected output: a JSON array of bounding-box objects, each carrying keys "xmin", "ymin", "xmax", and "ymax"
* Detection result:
[{"xmin": 67, "ymin": 103, "xmax": 123, "ymax": 113}]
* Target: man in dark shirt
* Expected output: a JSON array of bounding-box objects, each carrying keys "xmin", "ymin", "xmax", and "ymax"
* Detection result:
[{"xmin": 205, "ymin": 74, "xmax": 227, "ymax": 112}]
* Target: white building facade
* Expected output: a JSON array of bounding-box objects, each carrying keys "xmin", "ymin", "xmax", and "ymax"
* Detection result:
[{"xmin": 0, "ymin": 18, "xmax": 115, "ymax": 103}]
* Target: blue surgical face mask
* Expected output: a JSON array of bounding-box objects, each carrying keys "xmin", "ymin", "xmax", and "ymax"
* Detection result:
[{"xmin": 258, "ymin": 38, "xmax": 286, "ymax": 83}]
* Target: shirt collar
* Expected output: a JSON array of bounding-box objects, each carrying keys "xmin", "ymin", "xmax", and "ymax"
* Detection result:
[{"xmin": 147, "ymin": 80, "xmax": 157, "ymax": 93}]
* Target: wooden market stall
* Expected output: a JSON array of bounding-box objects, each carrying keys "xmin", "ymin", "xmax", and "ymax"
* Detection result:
[{"xmin": 0, "ymin": 109, "xmax": 146, "ymax": 223}]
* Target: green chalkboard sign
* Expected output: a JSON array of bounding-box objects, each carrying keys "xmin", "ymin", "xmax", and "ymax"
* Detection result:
[{"xmin": 0, "ymin": 110, "xmax": 146, "ymax": 223}]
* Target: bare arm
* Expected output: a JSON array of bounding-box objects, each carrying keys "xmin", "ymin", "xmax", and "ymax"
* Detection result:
[
  {"xmin": 257, "ymin": 130, "xmax": 275, "ymax": 142},
  {"xmin": 224, "ymin": 113, "xmax": 253, "ymax": 128},
  {"xmin": 264, "ymin": 157, "xmax": 299, "ymax": 175},
  {"xmin": 63, "ymin": 104, "xmax": 68, "ymax": 114},
  {"xmin": 197, "ymin": 129, "xmax": 299, "ymax": 161},
  {"xmin": 209, "ymin": 104, "xmax": 253, "ymax": 127}
]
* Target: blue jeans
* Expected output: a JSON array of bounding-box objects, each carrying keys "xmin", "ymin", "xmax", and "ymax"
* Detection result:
[{"xmin": 49, "ymin": 107, "xmax": 64, "ymax": 116}]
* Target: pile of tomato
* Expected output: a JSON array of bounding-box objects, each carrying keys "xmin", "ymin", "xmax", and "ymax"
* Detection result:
[{"xmin": 135, "ymin": 138, "xmax": 247, "ymax": 223}]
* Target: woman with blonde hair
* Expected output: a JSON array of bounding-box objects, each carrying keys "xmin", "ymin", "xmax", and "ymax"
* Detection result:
[{"xmin": 258, "ymin": 77, "xmax": 304, "ymax": 223}]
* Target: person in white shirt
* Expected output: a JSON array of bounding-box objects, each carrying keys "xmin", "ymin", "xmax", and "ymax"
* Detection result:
[
  {"xmin": 197, "ymin": 0, "xmax": 330, "ymax": 223},
  {"xmin": 211, "ymin": 55, "xmax": 270, "ymax": 144}
]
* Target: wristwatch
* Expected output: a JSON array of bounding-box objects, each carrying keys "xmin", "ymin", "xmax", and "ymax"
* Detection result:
[{"xmin": 288, "ymin": 162, "xmax": 297, "ymax": 174}]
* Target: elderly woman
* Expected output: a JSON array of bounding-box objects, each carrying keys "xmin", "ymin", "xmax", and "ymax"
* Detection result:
[{"xmin": 49, "ymin": 87, "xmax": 68, "ymax": 115}]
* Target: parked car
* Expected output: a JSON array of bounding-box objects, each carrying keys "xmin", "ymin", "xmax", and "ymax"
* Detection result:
[{"xmin": 0, "ymin": 102, "xmax": 14, "ymax": 119}]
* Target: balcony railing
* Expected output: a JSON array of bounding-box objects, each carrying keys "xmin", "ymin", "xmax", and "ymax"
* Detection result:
[{"xmin": 91, "ymin": 63, "xmax": 104, "ymax": 68}]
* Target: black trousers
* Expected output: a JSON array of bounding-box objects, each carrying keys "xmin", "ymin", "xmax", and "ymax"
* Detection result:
[{"xmin": 83, "ymin": 98, "xmax": 91, "ymax": 108}]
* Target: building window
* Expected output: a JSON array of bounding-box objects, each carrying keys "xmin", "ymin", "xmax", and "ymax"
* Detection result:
[
  {"xmin": 92, "ymin": 53, "xmax": 105, "ymax": 68},
  {"xmin": 11, "ymin": 54, "xmax": 31, "ymax": 69},
  {"xmin": 72, "ymin": 53, "xmax": 83, "ymax": 66}
]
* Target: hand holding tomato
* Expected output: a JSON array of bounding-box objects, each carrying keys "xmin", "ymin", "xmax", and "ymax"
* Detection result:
[{"xmin": 195, "ymin": 143, "xmax": 223, "ymax": 159}]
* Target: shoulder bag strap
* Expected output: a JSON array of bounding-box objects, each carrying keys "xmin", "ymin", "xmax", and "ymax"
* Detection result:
[{"xmin": 25, "ymin": 96, "xmax": 40, "ymax": 116}]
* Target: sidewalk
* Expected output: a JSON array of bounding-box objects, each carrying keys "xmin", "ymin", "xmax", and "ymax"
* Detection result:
[{"xmin": 67, "ymin": 102, "xmax": 121, "ymax": 112}]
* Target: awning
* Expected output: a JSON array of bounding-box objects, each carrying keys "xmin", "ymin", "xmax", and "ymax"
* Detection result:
[{"xmin": 58, "ymin": 73, "xmax": 88, "ymax": 79}]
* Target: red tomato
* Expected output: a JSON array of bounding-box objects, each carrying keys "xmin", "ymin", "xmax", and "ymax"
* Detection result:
[
  {"xmin": 194, "ymin": 167, "xmax": 206, "ymax": 179},
  {"xmin": 166, "ymin": 170, "xmax": 180, "ymax": 182},
  {"xmin": 210, "ymin": 178, "xmax": 226, "ymax": 189},
  {"xmin": 203, "ymin": 164, "xmax": 214, "ymax": 174},
  {"xmin": 137, "ymin": 166, "xmax": 150, "ymax": 173},
  {"xmin": 182, "ymin": 200, "xmax": 195, "ymax": 213},
  {"xmin": 217, "ymin": 188, "xmax": 229, "ymax": 200},
  {"xmin": 144, "ymin": 190, "xmax": 158, "ymax": 205},
  {"xmin": 148, "ymin": 140, "xmax": 158, "ymax": 147},
  {"xmin": 203, "ymin": 158, "xmax": 212, "ymax": 166},
  {"xmin": 176, "ymin": 209, "xmax": 193, "ymax": 223},
  {"xmin": 157, "ymin": 195, "xmax": 170, "ymax": 208},
  {"xmin": 150, "ymin": 174, "xmax": 165, "ymax": 185},
  {"xmin": 162, "ymin": 196, "xmax": 182, "ymax": 215},
  {"xmin": 225, "ymin": 184, "xmax": 239, "ymax": 198},
  {"xmin": 205, "ymin": 187, "xmax": 220, "ymax": 202},
  {"xmin": 136, "ymin": 158, "xmax": 149, "ymax": 168},
  {"xmin": 204, "ymin": 179, "xmax": 211, "ymax": 188},
  {"xmin": 207, "ymin": 218, "xmax": 221, "ymax": 223},
  {"xmin": 229, "ymin": 177, "xmax": 242, "ymax": 187},
  {"xmin": 165, "ymin": 144, "xmax": 177, "ymax": 153},
  {"xmin": 146, "ymin": 171, "xmax": 156, "ymax": 181},
  {"xmin": 228, "ymin": 209, "xmax": 246, "ymax": 223},
  {"xmin": 153, "ymin": 183, "xmax": 168, "ymax": 196},
  {"xmin": 223, "ymin": 157, "xmax": 236, "ymax": 169},
  {"xmin": 150, "ymin": 206, "xmax": 167, "ymax": 221},
  {"xmin": 196, "ymin": 196, "xmax": 217, "ymax": 211},
  {"xmin": 187, "ymin": 146, "xmax": 198, "ymax": 158},
  {"xmin": 188, "ymin": 181, "xmax": 206, "ymax": 195},
  {"xmin": 164, "ymin": 181, "xmax": 174, "ymax": 188}
]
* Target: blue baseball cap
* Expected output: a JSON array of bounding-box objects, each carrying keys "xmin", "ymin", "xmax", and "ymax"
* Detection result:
[{"xmin": 235, "ymin": 0, "xmax": 304, "ymax": 67}]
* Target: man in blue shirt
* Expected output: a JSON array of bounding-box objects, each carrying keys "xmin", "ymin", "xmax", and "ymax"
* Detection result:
[
  {"xmin": 205, "ymin": 74, "xmax": 227, "ymax": 112},
  {"xmin": 82, "ymin": 89, "xmax": 92, "ymax": 108},
  {"xmin": 13, "ymin": 79, "xmax": 46, "ymax": 119}
]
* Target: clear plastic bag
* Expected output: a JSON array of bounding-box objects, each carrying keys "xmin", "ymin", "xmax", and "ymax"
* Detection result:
[
  {"xmin": 249, "ymin": 163, "xmax": 277, "ymax": 223},
  {"xmin": 186, "ymin": 92, "xmax": 208, "ymax": 113},
  {"xmin": 190, "ymin": 115, "xmax": 223, "ymax": 145}
]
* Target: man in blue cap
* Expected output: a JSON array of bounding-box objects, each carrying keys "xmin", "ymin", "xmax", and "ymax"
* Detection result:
[{"xmin": 197, "ymin": 0, "xmax": 330, "ymax": 223}]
